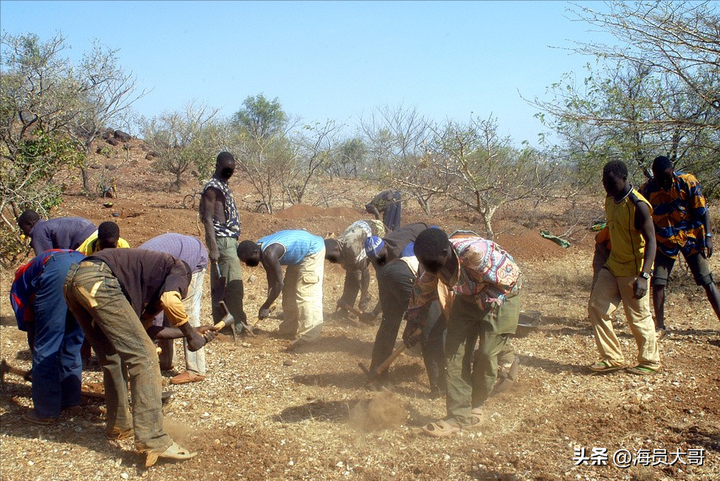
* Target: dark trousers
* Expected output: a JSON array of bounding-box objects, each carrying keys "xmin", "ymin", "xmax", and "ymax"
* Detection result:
[
  {"xmin": 445, "ymin": 293, "xmax": 520, "ymax": 425},
  {"xmin": 383, "ymin": 201, "xmax": 401, "ymax": 232},
  {"xmin": 370, "ymin": 261, "xmax": 445, "ymax": 391},
  {"xmin": 32, "ymin": 255, "xmax": 84, "ymax": 418},
  {"xmin": 339, "ymin": 264, "xmax": 372, "ymax": 311}
]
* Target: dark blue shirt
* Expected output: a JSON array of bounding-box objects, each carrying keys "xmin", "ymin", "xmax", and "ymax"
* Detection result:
[{"xmin": 29, "ymin": 217, "xmax": 96, "ymax": 255}]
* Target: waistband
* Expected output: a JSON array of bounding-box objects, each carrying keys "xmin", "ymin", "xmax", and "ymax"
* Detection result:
[{"xmin": 77, "ymin": 259, "xmax": 112, "ymax": 272}]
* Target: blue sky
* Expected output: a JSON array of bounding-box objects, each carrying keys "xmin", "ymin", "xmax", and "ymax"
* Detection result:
[{"xmin": 1, "ymin": 1, "xmax": 612, "ymax": 146}]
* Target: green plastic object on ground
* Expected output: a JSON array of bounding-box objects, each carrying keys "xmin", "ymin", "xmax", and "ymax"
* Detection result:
[{"xmin": 539, "ymin": 230, "xmax": 571, "ymax": 249}]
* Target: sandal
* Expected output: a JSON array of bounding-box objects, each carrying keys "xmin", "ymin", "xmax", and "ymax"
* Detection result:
[
  {"xmin": 588, "ymin": 361, "xmax": 625, "ymax": 373},
  {"xmin": 465, "ymin": 408, "xmax": 483, "ymax": 430},
  {"xmin": 22, "ymin": 412, "xmax": 58, "ymax": 425},
  {"xmin": 145, "ymin": 441, "xmax": 197, "ymax": 467},
  {"xmin": 627, "ymin": 365, "xmax": 659, "ymax": 376},
  {"xmin": 422, "ymin": 419, "xmax": 462, "ymax": 437},
  {"xmin": 106, "ymin": 427, "xmax": 133, "ymax": 440},
  {"xmin": 170, "ymin": 371, "xmax": 206, "ymax": 385}
]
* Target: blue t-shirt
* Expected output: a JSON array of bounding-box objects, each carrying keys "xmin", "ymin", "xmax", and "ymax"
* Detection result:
[{"xmin": 258, "ymin": 230, "xmax": 325, "ymax": 266}]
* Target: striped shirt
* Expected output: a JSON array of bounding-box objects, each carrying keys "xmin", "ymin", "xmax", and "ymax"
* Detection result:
[{"xmin": 640, "ymin": 172, "xmax": 707, "ymax": 258}]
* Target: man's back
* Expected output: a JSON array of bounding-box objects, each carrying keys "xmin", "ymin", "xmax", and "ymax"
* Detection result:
[
  {"xmin": 258, "ymin": 230, "xmax": 325, "ymax": 266},
  {"xmin": 641, "ymin": 171, "xmax": 706, "ymax": 257},
  {"xmin": 139, "ymin": 233, "xmax": 208, "ymax": 273},
  {"xmin": 88, "ymin": 248, "xmax": 189, "ymax": 317},
  {"xmin": 30, "ymin": 217, "xmax": 96, "ymax": 255}
]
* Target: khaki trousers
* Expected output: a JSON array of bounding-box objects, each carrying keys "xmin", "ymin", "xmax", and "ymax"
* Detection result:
[
  {"xmin": 589, "ymin": 268, "xmax": 660, "ymax": 369},
  {"xmin": 278, "ymin": 248, "xmax": 325, "ymax": 342}
]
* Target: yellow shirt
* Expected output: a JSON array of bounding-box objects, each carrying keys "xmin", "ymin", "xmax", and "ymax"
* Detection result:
[
  {"xmin": 76, "ymin": 232, "xmax": 131, "ymax": 255},
  {"xmin": 605, "ymin": 189, "xmax": 652, "ymax": 277}
]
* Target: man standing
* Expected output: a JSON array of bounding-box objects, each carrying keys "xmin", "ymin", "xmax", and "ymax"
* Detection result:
[
  {"xmin": 588, "ymin": 160, "xmax": 660, "ymax": 375},
  {"xmin": 403, "ymin": 228, "xmax": 522, "ymax": 437},
  {"xmin": 237, "ymin": 230, "xmax": 340, "ymax": 348},
  {"xmin": 139, "ymin": 233, "xmax": 209, "ymax": 384},
  {"xmin": 200, "ymin": 152, "xmax": 246, "ymax": 331},
  {"xmin": 329, "ymin": 219, "xmax": 386, "ymax": 314},
  {"xmin": 18, "ymin": 210, "xmax": 96, "ymax": 255},
  {"xmin": 366, "ymin": 189, "xmax": 402, "ymax": 231},
  {"xmin": 10, "ymin": 250, "xmax": 86, "ymax": 424},
  {"xmin": 64, "ymin": 248, "xmax": 216, "ymax": 467},
  {"xmin": 640, "ymin": 155, "xmax": 719, "ymax": 337}
]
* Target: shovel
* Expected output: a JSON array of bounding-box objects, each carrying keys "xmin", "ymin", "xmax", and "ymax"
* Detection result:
[{"xmin": 358, "ymin": 328, "xmax": 422, "ymax": 380}]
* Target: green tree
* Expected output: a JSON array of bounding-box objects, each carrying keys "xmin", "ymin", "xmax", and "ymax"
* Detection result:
[
  {"xmin": 0, "ymin": 32, "xmax": 87, "ymax": 265},
  {"xmin": 328, "ymin": 137, "xmax": 367, "ymax": 178},
  {"xmin": 232, "ymin": 94, "xmax": 287, "ymax": 139},
  {"xmin": 533, "ymin": 1, "xmax": 720, "ymax": 196},
  {"xmin": 228, "ymin": 94, "xmax": 294, "ymax": 213},
  {"xmin": 0, "ymin": 131, "xmax": 84, "ymax": 266}
]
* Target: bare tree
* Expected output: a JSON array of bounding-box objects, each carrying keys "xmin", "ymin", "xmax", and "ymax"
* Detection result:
[
  {"xmin": 71, "ymin": 40, "xmax": 149, "ymax": 192},
  {"xmin": 426, "ymin": 116, "xmax": 560, "ymax": 238},
  {"xmin": 142, "ymin": 101, "xmax": 220, "ymax": 191},
  {"xmin": 284, "ymin": 119, "xmax": 344, "ymax": 204}
]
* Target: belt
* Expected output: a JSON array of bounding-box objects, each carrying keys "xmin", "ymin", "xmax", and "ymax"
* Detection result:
[{"xmin": 78, "ymin": 259, "xmax": 111, "ymax": 271}]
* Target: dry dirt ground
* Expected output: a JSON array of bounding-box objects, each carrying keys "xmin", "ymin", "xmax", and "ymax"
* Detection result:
[{"xmin": 1, "ymin": 140, "xmax": 719, "ymax": 480}]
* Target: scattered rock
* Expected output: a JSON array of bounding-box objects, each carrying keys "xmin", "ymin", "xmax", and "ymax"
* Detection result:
[{"xmin": 113, "ymin": 130, "xmax": 131, "ymax": 142}]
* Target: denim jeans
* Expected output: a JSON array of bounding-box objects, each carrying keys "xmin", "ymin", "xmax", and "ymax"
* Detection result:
[
  {"xmin": 64, "ymin": 260, "xmax": 172, "ymax": 452},
  {"xmin": 32, "ymin": 254, "xmax": 84, "ymax": 418}
]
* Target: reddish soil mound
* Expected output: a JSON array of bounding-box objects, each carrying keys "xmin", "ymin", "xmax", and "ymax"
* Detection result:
[
  {"xmin": 274, "ymin": 204, "xmax": 326, "ymax": 219},
  {"xmin": 274, "ymin": 204, "xmax": 362, "ymax": 220}
]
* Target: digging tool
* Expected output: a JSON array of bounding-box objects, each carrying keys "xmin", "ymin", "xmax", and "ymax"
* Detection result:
[
  {"xmin": 213, "ymin": 300, "xmax": 253, "ymax": 338},
  {"xmin": 358, "ymin": 327, "xmax": 422, "ymax": 380},
  {"xmin": 338, "ymin": 301, "xmax": 364, "ymax": 318}
]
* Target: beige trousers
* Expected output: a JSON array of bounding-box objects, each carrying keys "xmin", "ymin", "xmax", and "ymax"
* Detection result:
[
  {"xmin": 589, "ymin": 268, "xmax": 660, "ymax": 369},
  {"xmin": 278, "ymin": 248, "xmax": 325, "ymax": 342}
]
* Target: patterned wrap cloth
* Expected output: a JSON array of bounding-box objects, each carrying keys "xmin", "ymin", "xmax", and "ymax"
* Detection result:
[{"xmin": 640, "ymin": 171, "xmax": 708, "ymax": 259}]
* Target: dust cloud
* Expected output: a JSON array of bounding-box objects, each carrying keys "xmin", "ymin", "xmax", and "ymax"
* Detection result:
[{"xmin": 349, "ymin": 391, "xmax": 406, "ymax": 432}]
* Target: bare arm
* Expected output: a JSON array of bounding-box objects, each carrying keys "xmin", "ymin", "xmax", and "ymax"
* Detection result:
[
  {"xmin": 365, "ymin": 203, "xmax": 380, "ymax": 220},
  {"xmin": 635, "ymin": 201, "xmax": 656, "ymax": 299},
  {"xmin": 702, "ymin": 208, "xmax": 713, "ymax": 258},
  {"xmin": 260, "ymin": 244, "xmax": 285, "ymax": 314},
  {"xmin": 201, "ymin": 187, "xmax": 220, "ymax": 263}
]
